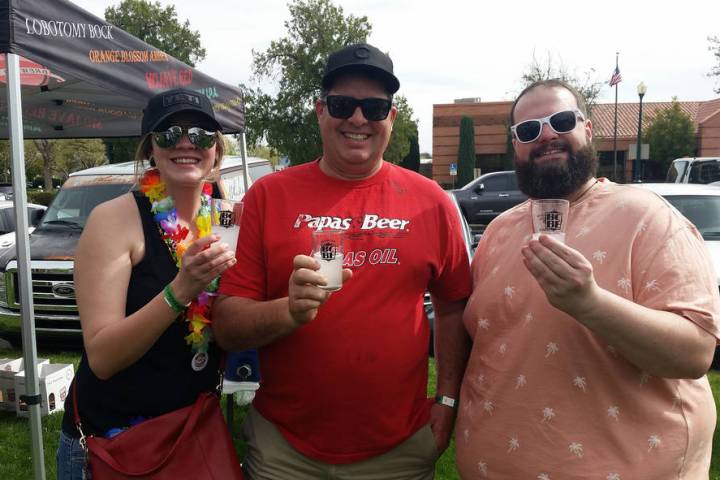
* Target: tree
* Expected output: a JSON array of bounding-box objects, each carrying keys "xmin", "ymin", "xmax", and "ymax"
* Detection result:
[
  {"xmin": 644, "ymin": 98, "xmax": 696, "ymax": 174},
  {"xmin": 399, "ymin": 125, "xmax": 420, "ymax": 172},
  {"xmin": 105, "ymin": 0, "xmax": 206, "ymax": 66},
  {"xmin": 457, "ymin": 116, "xmax": 476, "ymax": 187},
  {"xmin": 32, "ymin": 139, "xmax": 58, "ymax": 190},
  {"xmin": 55, "ymin": 139, "xmax": 108, "ymax": 181},
  {"xmin": 104, "ymin": 0, "xmax": 207, "ymax": 163},
  {"xmin": 520, "ymin": 51, "xmax": 603, "ymax": 114},
  {"xmin": 244, "ymin": 0, "xmax": 418, "ymax": 165},
  {"xmin": 710, "ymin": 36, "xmax": 720, "ymax": 94}
]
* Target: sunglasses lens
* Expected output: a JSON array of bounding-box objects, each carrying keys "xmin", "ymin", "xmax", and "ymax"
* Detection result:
[
  {"xmin": 549, "ymin": 110, "xmax": 578, "ymax": 133},
  {"xmin": 360, "ymin": 99, "xmax": 391, "ymax": 121},
  {"xmin": 515, "ymin": 121, "xmax": 541, "ymax": 143},
  {"xmin": 326, "ymin": 96, "xmax": 356, "ymax": 119},
  {"xmin": 154, "ymin": 126, "xmax": 182, "ymax": 149},
  {"xmin": 187, "ymin": 127, "xmax": 216, "ymax": 149}
]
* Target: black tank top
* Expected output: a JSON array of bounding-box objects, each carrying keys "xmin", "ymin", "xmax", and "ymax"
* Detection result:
[{"xmin": 62, "ymin": 192, "xmax": 220, "ymax": 437}]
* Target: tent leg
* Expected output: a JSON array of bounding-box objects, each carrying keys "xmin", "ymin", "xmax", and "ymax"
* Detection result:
[
  {"xmin": 6, "ymin": 53, "xmax": 47, "ymax": 480},
  {"xmin": 239, "ymin": 132, "xmax": 250, "ymax": 194}
]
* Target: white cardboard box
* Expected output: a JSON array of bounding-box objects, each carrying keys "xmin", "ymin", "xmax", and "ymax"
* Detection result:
[
  {"xmin": 14, "ymin": 363, "xmax": 74, "ymax": 417},
  {"xmin": 0, "ymin": 358, "xmax": 49, "ymax": 411}
]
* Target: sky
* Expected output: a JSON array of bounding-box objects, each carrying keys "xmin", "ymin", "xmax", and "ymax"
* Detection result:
[{"xmin": 73, "ymin": 0, "xmax": 720, "ymax": 155}]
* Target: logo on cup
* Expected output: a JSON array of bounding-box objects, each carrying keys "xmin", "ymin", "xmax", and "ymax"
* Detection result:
[
  {"xmin": 219, "ymin": 210, "xmax": 234, "ymax": 227},
  {"xmin": 320, "ymin": 241, "xmax": 337, "ymax": 261},
  {"xmin": 539, "ymin": 210, "xmax": 564, "ymax": 232}
]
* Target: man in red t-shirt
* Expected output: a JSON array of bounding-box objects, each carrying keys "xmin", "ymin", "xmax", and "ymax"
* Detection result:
[{"xmin": 213, "ymin": 43, "xmax": 471, "ymax": 479}]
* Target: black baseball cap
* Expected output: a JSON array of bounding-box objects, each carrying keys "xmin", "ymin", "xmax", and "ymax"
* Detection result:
[
  {"xmin": 141, "ymin": 88, "xmax": 221, "ymax": 135},
  {"xmin": 322, "ymin": 43, "xmax": 400, "ymax": 94}
]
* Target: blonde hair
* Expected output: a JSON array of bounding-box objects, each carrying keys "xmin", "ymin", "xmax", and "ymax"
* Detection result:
[{"xmin": 133, "ymin": 131, "xmax": 226, "ymax": 181}]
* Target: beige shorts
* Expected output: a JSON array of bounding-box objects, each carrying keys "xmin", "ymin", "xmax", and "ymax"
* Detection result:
[{"xmin": 241, "ymin": 406, "xmax": 438, "ymax": 480}]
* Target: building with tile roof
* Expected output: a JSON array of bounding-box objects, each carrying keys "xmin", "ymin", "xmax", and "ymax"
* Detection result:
[{"xmin": 432, "ymin": 98, "xmax": 720, "ymax": 186}]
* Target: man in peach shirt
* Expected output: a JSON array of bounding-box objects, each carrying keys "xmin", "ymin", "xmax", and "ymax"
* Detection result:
[{"xmin": 456, "ymin": 79, "xmax": 719, "ymax": 479}]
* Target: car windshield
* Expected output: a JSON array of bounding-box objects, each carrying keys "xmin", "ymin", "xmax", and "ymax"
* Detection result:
[
  {"xmin": 37, "ymin": 183, "xmax": 134, "ymax": 231},
  {"xmin": 665, "ymin": 195, "xmax": 720, "ymax": 239}
]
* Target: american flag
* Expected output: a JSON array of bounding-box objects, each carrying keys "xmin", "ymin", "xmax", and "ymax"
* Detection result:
[{"xmin": 609, "ymin": 67, "xmax": 622, "ymax": 87}]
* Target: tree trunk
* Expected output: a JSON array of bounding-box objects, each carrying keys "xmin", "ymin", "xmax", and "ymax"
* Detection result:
[{"xmin": 33, "ymin": 139, "xmax": 55, "ymax": 190}]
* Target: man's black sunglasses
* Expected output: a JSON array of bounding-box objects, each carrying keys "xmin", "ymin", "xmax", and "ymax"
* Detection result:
[
  {"xmin": 324, "ymin": 95, "xmax": 392, "ymax": 121},
  {"xmin": 152, "ymin": 125, "xmax": 217, "ymax": 150}
]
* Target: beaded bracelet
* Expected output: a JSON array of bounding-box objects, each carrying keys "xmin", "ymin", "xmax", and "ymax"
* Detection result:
[{"xmin": 163, "ymin": 284, "xmax": 190, "ymax": 314}]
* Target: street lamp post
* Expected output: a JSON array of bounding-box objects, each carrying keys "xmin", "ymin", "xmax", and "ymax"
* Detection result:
[{"xmin": 633, "ymin": 82, "xmax": 647, "ymax": 182}]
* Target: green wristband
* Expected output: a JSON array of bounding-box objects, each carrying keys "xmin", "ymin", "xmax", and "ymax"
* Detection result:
[{"xmin": 163, "ymin": 284, "xmax": 189, "ymax": 313}]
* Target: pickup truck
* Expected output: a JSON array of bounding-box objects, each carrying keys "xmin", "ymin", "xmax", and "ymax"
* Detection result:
[
  {"xmin": 666, "ymin": 157, "xmax": 720, "ymax": 184},
  {"xmin": 0, "ymin": 156, "xmax": 273, "ymax": 341},
  {"xmin": 450, "ymin": 170, "xmax": 528, "ymax": 226}
]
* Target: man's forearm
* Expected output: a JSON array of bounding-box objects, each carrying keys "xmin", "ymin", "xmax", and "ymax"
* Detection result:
[
  {"xmin": 574, "ymin": 287, "xmax": 716, "ymax": 379},
  {"xmin": 211, "ymin": 295, "xmax": 297, "ymax": 351},
  {"xmin": 433, "ymin": 297, "xmax": 471, "ymax": 398}
]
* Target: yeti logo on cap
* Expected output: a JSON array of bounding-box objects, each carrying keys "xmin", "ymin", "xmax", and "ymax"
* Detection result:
[
  {"xmin": 163, "ymin": 92, "xmax": 201, "ymax": 108},
  {"xmin": 354, "ymin": 46, "xmax": 370, "ymax": 59}
]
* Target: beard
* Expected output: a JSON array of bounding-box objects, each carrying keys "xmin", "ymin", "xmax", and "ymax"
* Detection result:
[{"xmin": 514, "ymin": 140, "xmax": 598, "ymax": 199}]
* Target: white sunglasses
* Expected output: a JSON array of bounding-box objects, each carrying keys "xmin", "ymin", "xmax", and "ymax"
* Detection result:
[{"xmin": 511, "ymin": 109, "xmax": 585, "ymax": 144}]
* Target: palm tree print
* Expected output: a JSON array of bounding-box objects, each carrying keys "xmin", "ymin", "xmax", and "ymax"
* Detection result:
[
  {"xmin": 541, "ymin": 407, "xmax": 555, "ymax": 422},
  {"xmin": 537, "ymin": 474, "xmax": 551, "ymax": 480},
  {"xmin": 545, "ymin": 342, "xmax": 559, "ymax": 357},
  {"xmin": 648, "ymin": 435, "xmax": 661, "ymax": 451},
  {"xmin": 504, "ymin": 285, "xmax": 516, "ymax": 298},
  {"xmin": 477, "ymin": 318, "xmax": 490, "ymax": 330},
  {"xmin": 477, "ymin": 461, "xmax": 488, "ymax": 476},
  {"xmin": 638, "ymin": 221, "xmax": 648, "ymax": 232},
  {"xmin": 644, "ymin": 279, "xmax": 660, "ymax": 292},
  {"xmin": 483, "ymin": 400, "xmax": 494, "ymax": 415},
  {"xmin": 576, "ymin": 226, "xmax": 590, "ymax": 237},
  {"xmin": 592, "ymin": 250, "xmax": 608, "ymax": 263},
  {"xmin": 524, "ymin": 312, "xmax": 534, "ymax": 325},
  {"xmin": 607, "ymin": 405, "xmax": 620, "ymax": 421},
  {"xmin": 499, "ymin": 343, "xmax": 508, "ymax": 355},
  {"xmin": 568, "ymin": 442, "xmax": 584, "ymax": 457},
  {"xmin": 516, "ymin": 374, "xmax": 527, "ymax": 389},
  {"xmin": 491, "ymin": 265, "xmax": 500, "ymax": 277},
  {"xmin": 508, "ymin": 437, "xmax": 520, "ymax": 453},
  {"xmin": 573, "ymin": 376, "xmax": 588, "ymax": 392},
  {"xmin": 606, "ymin": 474, "xmax": 621, "ymax": 480},
  {"xmin": 617, "ymin": 277, "xmax": 631, "ymax": 293}
]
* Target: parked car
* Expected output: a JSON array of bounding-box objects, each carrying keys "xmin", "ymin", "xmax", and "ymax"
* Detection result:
[
  {"xmin": 451, "ymin": 170, "xmax": 528, "ymax": 226},
  {"xmin": 666, "ymin": 157, "xmax": 720, "ymax": 184},
  {"xmin": 0, "ymin": 201, "xmax": 47, "ymax": 248},
  {"xmin": 632, "ymin": 183, "xmax": 720, "ymax": 369},
  {"xmin": 425, "ymin": 192, "xmax": 478, "ymax": 356},
  {"xmin": 0, "ymin": 156, "xmax": 273, "ymax": 340}
]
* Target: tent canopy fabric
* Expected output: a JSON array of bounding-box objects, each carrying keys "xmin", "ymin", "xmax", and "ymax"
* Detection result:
[{"xmin": 0, "ymin": 0, "xmax": 245, "ymax": 139}]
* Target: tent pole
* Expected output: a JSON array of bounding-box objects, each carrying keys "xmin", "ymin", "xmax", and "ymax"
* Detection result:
[
  {"xmin": 239, "ymin": 132, "xmax": 250, "ymax": 194},
  {"xmin": 6, "ymin": 53, "xmax": 46, "ymax": 480}
]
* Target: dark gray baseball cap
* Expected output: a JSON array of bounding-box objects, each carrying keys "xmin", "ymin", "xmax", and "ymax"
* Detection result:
[
  {"xmin": 321, "ymin": 43, "xmax": 400, "ymax": 94},
  {"xmin": 141, "ymin": 88, "xmax": 221, "ymax": 135}
]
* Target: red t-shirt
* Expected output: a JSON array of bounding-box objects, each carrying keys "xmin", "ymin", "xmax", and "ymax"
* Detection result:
[{"xmin": 219, "ymin": 160, "xmax": 471, "ymax": 464}]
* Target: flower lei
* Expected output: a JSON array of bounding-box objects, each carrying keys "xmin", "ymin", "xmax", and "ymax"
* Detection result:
[{"xmin": 139, "ymin": 168, "xmax": 217, "ymax": 354}]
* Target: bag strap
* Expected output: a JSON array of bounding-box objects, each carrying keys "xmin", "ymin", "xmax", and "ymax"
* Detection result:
[{"xmin": 89, "ymin": 392, "xmax": 213, "ymax": 476}]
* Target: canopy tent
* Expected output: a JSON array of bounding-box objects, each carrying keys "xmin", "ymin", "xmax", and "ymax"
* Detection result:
[{"xmin": 1, "ymin": 1, "xmax": 246, "ymax": 478}]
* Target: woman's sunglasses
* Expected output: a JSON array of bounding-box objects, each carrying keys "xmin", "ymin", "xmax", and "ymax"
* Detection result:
[
  {"xmin": 324, "ymin": 95, "xmax": 392, "ymax": 121},
  {"xmin": 511, "ymin": 109, "xmax": 585, "ymax": 144},
  {"xmin": 152, "ymin": 125, "xmax": 217, "ymax": 150}
]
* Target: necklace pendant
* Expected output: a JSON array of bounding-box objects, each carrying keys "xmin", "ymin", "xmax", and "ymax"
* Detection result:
[{"xmin": 191, "ymin": 351, "xmax": 209, "ymax": 371}]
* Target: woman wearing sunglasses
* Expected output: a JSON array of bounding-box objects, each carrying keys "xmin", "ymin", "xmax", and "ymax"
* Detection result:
[{"xmin": 57, "ymin": 88, "xmax": 239, "ymax": 479}]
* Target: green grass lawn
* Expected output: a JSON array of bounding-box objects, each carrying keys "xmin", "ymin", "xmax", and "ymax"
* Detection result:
[{"xmin": 0, "ymin": 346, "xmax": 718, "ymax": 479}]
